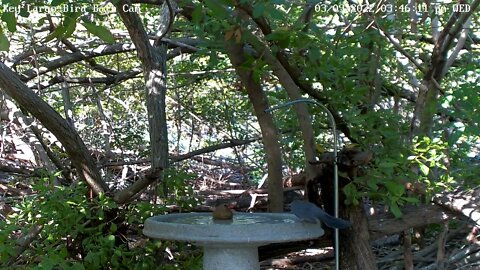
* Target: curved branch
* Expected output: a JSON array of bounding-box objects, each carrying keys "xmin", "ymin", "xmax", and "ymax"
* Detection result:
[
  {"xmin": 154, "ymin": 0, "xmax": 175, "ymax": 44},
  {"xmin": 0, "ymin": 62, "xmax": 108, "ymax": 194}
]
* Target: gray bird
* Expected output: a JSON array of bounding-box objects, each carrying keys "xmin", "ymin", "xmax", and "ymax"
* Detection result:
[{"xmin": 290, "ymin": 200, "xmax": 352, "ymax": 229}]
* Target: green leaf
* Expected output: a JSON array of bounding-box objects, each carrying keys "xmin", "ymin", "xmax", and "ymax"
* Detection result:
[
  {"xmin": 70, "ymin": 263, "xmax": 86, "ymax": 270},
  {"xmin": 1, "ymin": 12, "xmax": 17, "ymax": 32},
  {"xmin": 366, "ymin": 178, "xmax": 378, "ymax": 191},
  {"xmin": 0, "ymin": 32, "xmax": 10, "ymax": 51},
  {"xmin": 62, "ymin": 12, "xmax": 80, "ymax": 38},
  {"xmin": 45, "ymin": 25, "xmax": 67, "ymax": 42},
  {"xmin": 204, "ymin": 0, "xmax": 228, "ymax": 19},
  {"xmin": 379, "ymin": 161, "xmax": 398, "ymax": 168},
  {"xmin": 403, "ymin": 197, "xmax": 420, "ymax": 204},
  {"xmin": 389, "ymin": 201, "xmax": 402, "ymax": 218},
  {"xmin": 309, "ymin": 49, "xmax": 321, "ymax": 62},
  {"xmin": 385, "ymin": 181, "xmax": 405, "ymax": 197},
  {"xmin": 220, "ymin": 0, "xmax": 234, "ymax": 5},
  {"xmin": 268, "ymin": 7, "xmax": 286, "ymax": 21},
  {"xmin": 191, "ymin": 5, "xmax": 204, "ymax": 24},
  {"xmin": 19, "ymin": 7, "xmax": 30, "ymax": 17},
  {"xmin": 82, "ymin": 20, "xmax": 115, "ymax": 43},
  {"xmin": 418, "ymin": 162, "xmax": 429, "ymax": 176},
  {"xmin": 63, "ymin": 20, "xmax": 77, "ymax": 38},
  {"xmin": 266, "ymin": 28, "xmax": 290, "ymax": 42},
  {"xmin": 51, "ymin": 0, "xmax": 67, "ymax": 5},
  {"xmin": 109, "ymin": 223, "xmax": 117, "ymax": 233},
  {"xmin": 252, "ymin": 3, "xmax": 266, "ymax": 18},
  {"xmin": 265, "ymin": 28, "xmax": 291, "ymax": 48},
  {"xmin": 343, "ymin": 182, "xmax": 358, "ymax": 205},
  {"xmin": 98, "ymin": 209, "xmax": 104, "ymax": 220}
]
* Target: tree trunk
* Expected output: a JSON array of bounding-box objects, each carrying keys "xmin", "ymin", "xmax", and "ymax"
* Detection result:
[
  {"xmin": 243, "ymin": 31, "xmax": 317, "ymax": 180},
  {"xmin": 114, "ymin": 0, "xmax": 169, "ymax": 203},
  {"xmin": 410, "ymin": 7, "xmax": 478, "ymax": 138},
  {"xmin": 410, "ymin": 80, "xmax": 439, "ymax": 138},
  {"xmin": 315, "ymin": 149, "xmax": 377, "ymax": 269},
  {"xmin": 225, "ymin": 40, "xmax": 284, "ymax": 212},
  {"xmin": 340, "ymin": 205, "xmax": 378, "ymax": 270}
]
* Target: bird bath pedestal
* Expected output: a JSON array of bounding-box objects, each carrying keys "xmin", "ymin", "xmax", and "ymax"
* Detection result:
[{"xmin": 143, "ymin": 212, "xmax": 324, "ymax": 270}]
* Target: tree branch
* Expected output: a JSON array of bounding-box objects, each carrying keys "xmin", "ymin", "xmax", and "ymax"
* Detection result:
[{"xmin": 0, "ymin": 62, "xmax": 108, "ymax": 194}]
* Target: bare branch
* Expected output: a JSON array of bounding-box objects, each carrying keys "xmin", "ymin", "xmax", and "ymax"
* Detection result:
[
  {"xmin": 19, "ymin": 43, "xmax": 136, "ymax": 82},
  {"xmin": 441, "ymin": 19, "xmax": 471, "ymax": 77},
  {"xmin": 376, "ymin": 23, "xmax": 426, "ymax": 74}
]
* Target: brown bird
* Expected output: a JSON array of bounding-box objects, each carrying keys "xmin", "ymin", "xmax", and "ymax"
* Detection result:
[{"xmin": 212, "ymin": 203, "xmax": 234, "ymax": 220}]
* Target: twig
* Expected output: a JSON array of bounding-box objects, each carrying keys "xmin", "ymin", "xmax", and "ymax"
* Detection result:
[
  {"xmin": 419, "ymin": 244, "xmax": 480, "ymax": 270},
  {"xmin": 403, "ymin": 230, "xmax": 414, "ymax": 270},
  {"xmin": 435, "ymin": 222, "xmax": 449, "ymax": 270}
]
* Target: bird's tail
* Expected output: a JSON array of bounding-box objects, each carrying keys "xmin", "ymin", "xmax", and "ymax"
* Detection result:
[{"xmin": 320, "ymin": 212, "xmax": 352, "ymax": 229}]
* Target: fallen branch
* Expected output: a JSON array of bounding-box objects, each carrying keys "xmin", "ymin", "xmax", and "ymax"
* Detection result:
[
  {"xmin": 433, "ymin": 186, "xmax": 480, "ymax": 227},
  {"xmin": 368, "ymin": 204, "xmax": 453, "ymax": 240},
  {"xmin": 261, "ymin": 251, "xmax": 333, "ymax": 268},
  {"xmin": 419, "ymin": 244, "xmax": 480, "ymax": 270},
  {"xmin": 0, "ymin": 164, "xmax": 35, "ymax": 175}
]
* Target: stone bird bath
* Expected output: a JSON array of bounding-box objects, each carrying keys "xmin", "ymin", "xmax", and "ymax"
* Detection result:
[{"xmin": 143, "ymin": 212, "xmax": 324, "ymax": 270}]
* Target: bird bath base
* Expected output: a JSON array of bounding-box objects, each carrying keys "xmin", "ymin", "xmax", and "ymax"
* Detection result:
[
  {"xmin": 203, "ymin": 245, "xmax": 258, "ymax": 270},
  {"xmin": 143, "ymin": 212, "xmax": 324, "ymax": 270}
]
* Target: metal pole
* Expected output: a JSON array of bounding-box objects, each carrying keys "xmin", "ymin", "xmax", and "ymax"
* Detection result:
[{"xmin": 265, "ymin": 98, "xmax": 340, "ymax": 270}]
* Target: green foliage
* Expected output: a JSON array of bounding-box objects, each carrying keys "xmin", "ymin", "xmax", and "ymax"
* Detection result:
[
  {"xmin": 0, "ymin": 173, "xmax": 162, "ymax": 269},
  {"xmin": 344, "ymin": 135, "xmax": 465, "ymax": 218},
  {"xmin": 203, "ymin": 0, "xmax": 230, "ymax": 20},
  {"xmin": 0, "ymin": 173, "xmax": 203, "ymax": 268},
  {"xmin": 81, "ymin": 18, "xmax": 115, "ymax": 44},
  {"xmin": 408, "ymin": 137, "xmax": 453, "ymax": 193},
  {"xmin": 1, "ymin": 12, "xmax": 16, "ymax": 32},
  {"xmin": 161, "ymin": 166, "xmax": 201, "ymax": 210},
  {"xmin": 0, "ymin": 30, "xmax": 9, "ymax": 51}
]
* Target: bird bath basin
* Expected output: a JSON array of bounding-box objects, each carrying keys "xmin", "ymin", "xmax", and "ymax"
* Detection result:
[{"xmin": 143, "ymin": 212, "xmax": 324, "ymax": 270}]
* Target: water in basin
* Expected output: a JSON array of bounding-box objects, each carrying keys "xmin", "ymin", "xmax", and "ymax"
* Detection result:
[{"xmin": 167, "ymin": 214, "xmax": 297, "ymax": 225}]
